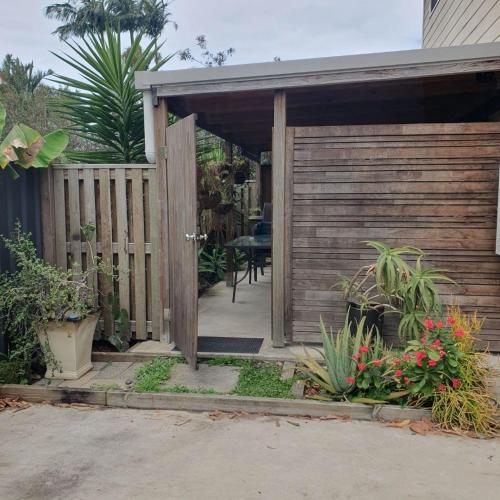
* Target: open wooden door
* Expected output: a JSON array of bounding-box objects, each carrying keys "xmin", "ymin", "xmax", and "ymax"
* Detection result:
[{"xmin": 166, "ymin": 114, "xmax": 198, "ymax": 368}]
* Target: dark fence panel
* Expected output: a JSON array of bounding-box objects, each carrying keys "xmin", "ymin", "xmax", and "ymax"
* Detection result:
[{"xmin": 0, "ymin": 169, "xmax": 42, "ymax": 272}]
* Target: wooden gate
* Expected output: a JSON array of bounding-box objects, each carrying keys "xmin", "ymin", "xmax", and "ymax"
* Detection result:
[
  {"xmin": 287, "ymin": 123, "xmax": 500, "ymax": 351},
  {"xmin": 41, "ymin": 164, "xmax": 163, "ymax": 340},
  {"xmin": 166, "ymin": 115, "xmax": 198, "ymax": 368}
]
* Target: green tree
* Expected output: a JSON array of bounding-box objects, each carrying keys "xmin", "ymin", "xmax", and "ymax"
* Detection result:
[
  {"xmin": 0, "ymin": 55, "xmax": 52, "ymax": 95},
  {"xmin": 45, "ymin": 0, "xmax": 175, "ymax": 43},
  {"xmin": 51, "ymin": 28, "xmax": 172, "ymax": 163}
]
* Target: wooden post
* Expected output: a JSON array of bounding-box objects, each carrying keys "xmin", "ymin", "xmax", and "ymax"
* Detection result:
[
  {"xmin": 154, "ymin": 96, "xmax": 170, "ymax": 342},
  {"xmin": 224, "ymin": 141, "xmax": 235, "ymax": 286},
  {"xmin": 39, "ymin": 169, "xmax": 56, "ymax": 265},
  {"xmin": 272, "ymin": 90, "xmax": 287, "ymax": 347}
]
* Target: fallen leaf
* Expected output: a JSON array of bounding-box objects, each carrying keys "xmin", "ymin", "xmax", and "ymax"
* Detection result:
[
  {"xmin": 286, "ymin": 420, "xmax": 300, "ymax": 427},
  {"xmin": 385, "ymin": 419, "xmax": 411, "ymax": 428},
  {"xmin": 319, "ymin": 414, "xmax": 351, "ymax": 421},
  {"xmin": 0, "ymin": 398, "xmax": 30, "ymax": 412}
]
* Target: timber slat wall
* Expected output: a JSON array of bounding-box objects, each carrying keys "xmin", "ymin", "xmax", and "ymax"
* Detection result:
[
  {"xmin": 290, "ymin": 123, "xmax": 500, "ymax": 351},
  {"xmin": 42, "ymin": 164, "xmax": 161, "ymax": 340}
]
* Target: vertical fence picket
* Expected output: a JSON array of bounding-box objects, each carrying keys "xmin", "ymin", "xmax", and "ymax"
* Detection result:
[
  {"xmin": 53, "ymin": 169, "xmax": 67, "ymax": 270},
  {"xmin": 148, "ymin": 167, "xmax": 161, "ymax": 340},
  {"xmin": 115, "ymin": 169, "xmax": 130, "ymax": 316},
  {"xmin": 83, "ymin": 168, "xmax": 97, "ymax": 294},
  {"xmin": 98, "ymin": 169, "xmax": 114, "ymax": 336},
  {"xmin": 132, "ymin": 170, "xmax": 147, "ymax": 339},
  {"xmin": 67, "ymin": 169, "xmax": 82, "ymax": 272}
]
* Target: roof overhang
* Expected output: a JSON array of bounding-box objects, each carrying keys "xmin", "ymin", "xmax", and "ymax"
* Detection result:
[{"xmin": 135, "ymin": 43, "xmax": 500, "ymax": 153}]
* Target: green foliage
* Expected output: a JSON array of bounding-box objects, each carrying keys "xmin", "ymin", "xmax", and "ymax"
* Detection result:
[
  {"xmin": 232, "ymin": 360, "xmax": 296, "ymax": 399},
  {"xmin": 80, "ymin": 222, "xmax": 131, "ymax": 351},
  {"xmin": 133, "ymin": 356, "xmax": 180, "ymax": 392},
  {"xmin": 45, "ymin": 0, "xmax": 175, "ymax": 42},
  {"xmin": 297, "ymin": 317, "xmax": 368, "ymax": 396},
  {"xmin": 198, "ymin": 245, "xmax": 227, "ymax": 282},
  {"xmin": 0, "ymin": 55, "xmax": 52, "ymax": 95},
  {"xmin": 51, "ymin": 28, "xmax": 172, "ymax": 163},
  {"xmin": 0, "ymin": 103, "xmax": 69, "ymax": 179},
  {"xmin": 0, "ymin": 357, "xmax": 27, "ymax": 384},
  {"xmin": 431, "ymin": 309, "xmax": 497, "ymax": 435},
  {"xmin": 163, "ymin": 385, "xmax": 217, "ymax": 395},
  {"xmin": 339, "ymin": 241, "xmax": 455, "ymax": 341},
  {"xmin": 0, "ymin": 224, "xmax": 96, "ymax": 379}
]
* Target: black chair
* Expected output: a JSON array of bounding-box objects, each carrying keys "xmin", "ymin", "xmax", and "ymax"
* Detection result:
[{"xmin": 252, "ymin": 203, "xmax": 272, "ymax": 280}]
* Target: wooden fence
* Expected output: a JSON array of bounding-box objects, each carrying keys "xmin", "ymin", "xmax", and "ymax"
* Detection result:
[{"xmin": 41, "ymin": 164, "xmax": 162, "ymax": 340}]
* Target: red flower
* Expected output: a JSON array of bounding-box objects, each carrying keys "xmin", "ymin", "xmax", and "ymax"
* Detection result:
[
  {"xmin": 420, "ymin": 335, "xmax": 427, "ymax": 345},
  {"xmin": 423, "ymin": 318, "xmax": 434, "ymax": 329},
  {"xmin": 447, "ymin": 316, "xmax": 456, "ymax": 326},
  {"xmin": 359, "ymin": 345, "xmax": 369, "ymax": 353},
  {"xmin": 392, "ymin": 357, "xmax": 401, "ymax": 365},
  {"xmin": 430, "ymin": 339, "xmax": 441, "ymax": 348},
  {"xmin": 403, "ymin": 353, "xmax": 411, "ymax": 362},
  {"xmin": 416, "ymin": 360, "xmax": 423, "ymax": 367},
  {"xmin": 452, "ymin": 378, "xmax": 461, "ymax": 389},
  {"xmin": 394, "ymin": 369, "xmax": 403, "ymax": 378},
  {"xmin": 352, "ymin": 353, "xmax": 361, "ymax": 360},
  {"xmin": 404, "ymin": 377, "xmax": 410, "ymax": 385},
  {"xmin": 436, "ymin": 320, "xmax": 444, "ymax": 328},
  {"xmin": 357, "ymin": 363, "xmax": 366, "ymax": 372},
  {"xmin": 372, "ymin": 359, "xmax": 382, "ymax": 366},
  {"xmin": 428, "ymin": 359, "xmax": 437, "ymax": 367},
  {"xmin": 454, "ymin": 328, "xmax": 465, "ymax": 338},
  {"xmin": 346, "ymin": 376, "xmax": 355, "ymax": 384},
  {"xmin": 438, "ymin": 384, "xmax": 446, "ymax": 392},
  {"xmin": 439, "ymin": 350, "xmax": 446, "ymax": 358},
  {"xmin": 415, "ymin": 351, "xmax": 427, "ymax": 361}
]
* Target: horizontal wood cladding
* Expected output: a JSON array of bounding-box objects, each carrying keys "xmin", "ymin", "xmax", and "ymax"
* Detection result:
[
  {"xmin": 290, "ymin": 123, "xmax": 500, "ymax": 351},
  {"xmin": 423, "ymin": 0, "xmax": 500, "ymax": 48}
]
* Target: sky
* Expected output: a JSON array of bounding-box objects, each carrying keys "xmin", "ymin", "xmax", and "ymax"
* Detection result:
[{"xmin": 0, "ymin": 0, "xmax": 424, "ymax": 77}]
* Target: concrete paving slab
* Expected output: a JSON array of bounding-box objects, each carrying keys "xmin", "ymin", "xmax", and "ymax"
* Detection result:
[
  {"xmin": 198, "ymin": 270, "xmax": 271, "ymax": 340},
  {"xmin": 96, "ymin": 361, "xmax": 133, "ymax": 378},
  {"xmin": 58, "ymin": 370, "xmax": 99, "ymax": 388},
  {"xmin": 163, "ymin": 363, "xmax": 240, "ymax": 393},
  {"xmin": 129, "ymin": 340, "xmax": 175, "ymax": 353}
]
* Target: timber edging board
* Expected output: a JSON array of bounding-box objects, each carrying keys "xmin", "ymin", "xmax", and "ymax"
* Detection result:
[{"xmin": 0, "ymin": 384, "xmax": 430, "ymax": 422}]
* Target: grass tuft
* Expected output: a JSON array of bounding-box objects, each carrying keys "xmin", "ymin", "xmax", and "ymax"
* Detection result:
[{"xmin": 134, "ymin": 357, "xmax": 181, "ymax": 392}]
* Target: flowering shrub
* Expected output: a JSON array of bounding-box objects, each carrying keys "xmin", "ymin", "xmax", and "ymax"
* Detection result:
[{"xmin": 391, "ymin": 317, "xmax": 464, "ymax": 399}]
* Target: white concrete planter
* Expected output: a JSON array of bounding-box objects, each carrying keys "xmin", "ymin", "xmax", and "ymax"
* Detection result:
[{"xmin": 38, "ymin": 314, "xmax": 99, "ymax": 380}]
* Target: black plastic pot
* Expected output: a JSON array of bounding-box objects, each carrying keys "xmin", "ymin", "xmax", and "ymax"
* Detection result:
[{"xmin": 347, "ymin": 301, "xmax": 384, "ymax": 336}]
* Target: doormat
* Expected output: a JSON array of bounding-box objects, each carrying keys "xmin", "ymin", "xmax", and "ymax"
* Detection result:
[{"xmin": 174, "ymin": 336, "xmax": 264, "ymax": 354}]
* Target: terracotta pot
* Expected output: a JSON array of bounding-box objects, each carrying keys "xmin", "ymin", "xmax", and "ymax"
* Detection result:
[{"xmin": 38, "ymin": 314, "xmax": 99, "ymax": 380}]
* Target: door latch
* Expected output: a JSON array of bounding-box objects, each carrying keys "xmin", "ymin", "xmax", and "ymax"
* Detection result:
[{"xmin": 185, "ymin": 233, "xmax": 208, "ymax": 242}]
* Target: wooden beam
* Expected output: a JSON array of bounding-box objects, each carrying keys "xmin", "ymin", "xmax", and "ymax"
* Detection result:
[
  {"xmin": 154, "ymin": 97, "xmax": 170, "ymax": 342},
  {"xmin": 272, "ymin": 90, "xmax": 287, "ymax": 347}
]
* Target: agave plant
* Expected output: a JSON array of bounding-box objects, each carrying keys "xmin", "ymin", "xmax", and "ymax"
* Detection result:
[
  {"xmin": 297, "ymin": 316, "xmax": 369, "ymax": 397},
  {"xmin": 397, "ymin": 256, "xmax": 455, "ymax": 341},
  {"xmin": 0, "ymin": 103, "xmax": 68, "ymax": 179},
  {"xmin": 51, "ymin": 28, "xmax": 173, "ymax": 163}
]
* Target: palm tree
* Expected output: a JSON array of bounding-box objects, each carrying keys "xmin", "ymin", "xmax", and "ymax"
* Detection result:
[
  {"xmin": 0, "ymin": 55, "xmax": 52, "ymax": 94},
  {"xmin": 45, "ymin": 0, "xmax": 107, "ymax": 40},
  {"xmin": 45, "ymin": 0, "xmax": 175, "ymax": 44}
]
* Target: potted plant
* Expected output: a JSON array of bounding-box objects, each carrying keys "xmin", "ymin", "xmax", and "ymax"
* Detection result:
[
  {"xmin": 338, "ymin": 241, "xmax": 453, "ymax": 340},
  {"xmin": 0, "ymin": 224, "xmax": 98, "ymax": 380}
]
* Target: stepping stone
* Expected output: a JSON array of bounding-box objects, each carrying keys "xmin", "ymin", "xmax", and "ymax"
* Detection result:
[
  {"xmin": 97, "ymin": 362, "xmax": 133, "ymax": 378},
  {"xmin": 58, "ymin": 370, "xmax": 99, "ymax": 388},
  {"xmin": 163, "ymin": 364, "xmax": 241, "ymax": 393}
]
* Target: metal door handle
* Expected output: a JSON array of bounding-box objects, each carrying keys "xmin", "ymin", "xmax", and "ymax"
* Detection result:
[{"xmin": 185, "ymin": 233, "xmax": 208, "ymax": 242}]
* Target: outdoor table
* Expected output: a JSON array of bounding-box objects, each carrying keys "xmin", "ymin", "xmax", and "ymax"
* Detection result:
[{"xmin": 225, "ymin": 235, "xmax": 271, "ymax": 303}]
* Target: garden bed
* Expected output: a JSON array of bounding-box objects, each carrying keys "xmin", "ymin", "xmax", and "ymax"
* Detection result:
[{"xmin": 0, "ymin": 356, "xmax": 431, "ymax": 422}]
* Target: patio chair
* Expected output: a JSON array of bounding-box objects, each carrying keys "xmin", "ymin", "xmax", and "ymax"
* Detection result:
[{"xmin": 252, "ymin": 203, "xmax": 272, "ymax": 279}]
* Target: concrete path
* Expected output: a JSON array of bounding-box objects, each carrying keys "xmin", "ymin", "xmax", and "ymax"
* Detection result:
[{"xmin": 0, "ymin": 404, "xmax": 498, "ymax": 500}]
